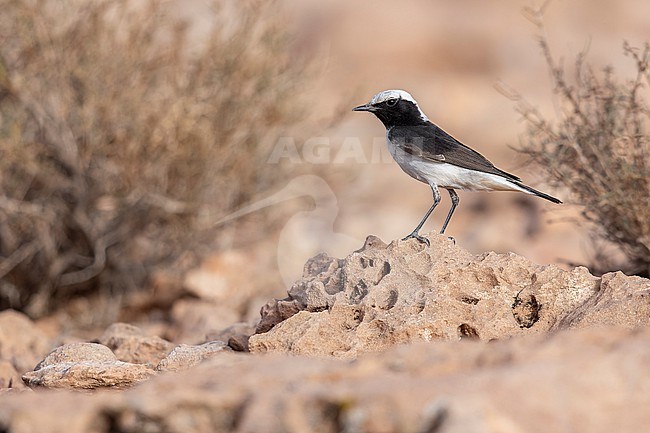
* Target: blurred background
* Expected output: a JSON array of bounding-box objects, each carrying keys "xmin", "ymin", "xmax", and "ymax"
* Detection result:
[{"xmin": 0, "ymin": 0, "xmax": 647, "ymax": 340}]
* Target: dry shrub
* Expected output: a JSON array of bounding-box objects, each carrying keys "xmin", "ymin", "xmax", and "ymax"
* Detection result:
[
  {"xmin": 509, "ymin": 5, "xmax": 650, "ymax": 276},
  {"xmin": 0, "ymin": 0, "xmax": 321, "ymax": 316}
]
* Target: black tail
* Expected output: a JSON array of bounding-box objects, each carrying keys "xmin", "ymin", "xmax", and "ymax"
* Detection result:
[{"xmin": 513, "ymin": 181, "xmax": 562, "ymax": 204}]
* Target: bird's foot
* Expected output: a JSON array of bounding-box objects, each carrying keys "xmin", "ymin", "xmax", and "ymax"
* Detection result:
[
  {"xmin": 440, "ymin": 229, "xmax": 456, "ymax": 244},
  {"xmin": 402, "ymin": 232, "xmax": 430, "ymax": 247}
]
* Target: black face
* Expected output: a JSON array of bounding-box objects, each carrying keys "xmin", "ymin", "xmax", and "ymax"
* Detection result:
[{"xmin": 353, "ymin": 98, "xmax": 427, "ymax": 128}]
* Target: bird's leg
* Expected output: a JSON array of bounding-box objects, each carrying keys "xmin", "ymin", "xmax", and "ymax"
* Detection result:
[
  {"xmin": 440, "ymin": 189, "xmax": 459, "ymax": 234},
  {"xmin": 402, "ymin": 186, "xmax": 441, "ymax": 246}
]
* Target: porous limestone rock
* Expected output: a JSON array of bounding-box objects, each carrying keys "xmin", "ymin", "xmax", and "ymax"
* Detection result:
[{"xmin": 249, "ymin": 234, "xmax": 650, "ymax": 357}]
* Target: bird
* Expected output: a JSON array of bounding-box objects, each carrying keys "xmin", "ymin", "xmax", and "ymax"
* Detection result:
[{"xmin": 353, "ymin": 89, "xmax": 561, "ymax": 246}]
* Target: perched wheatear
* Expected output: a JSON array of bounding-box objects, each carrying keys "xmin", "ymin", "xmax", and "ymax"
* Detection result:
[{"xmin": 353, "ymin": 89, "xmax": 561, "ymax": 245}]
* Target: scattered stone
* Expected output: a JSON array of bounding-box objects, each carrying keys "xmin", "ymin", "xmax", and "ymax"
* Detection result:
[
  {"xmin": 37, "ymin": 342, "xmax": 118, "ymax": 367},
  {"xmin": 156, "ymin": 341, "xmax": 231, "ymax": 372},
  {"xmin": 206, "ymin": 322, "xmax": 256, "ymax": 352},
  {"xmin": 23, "ymin": 343, "xmax": 155, "ymax": 389},
  {"xmin": 98, "ymin": 323, "xmax": 175, "ymax": 365},
  {"xmin": 255, "ymin": 297, "xmax": 302, "ymax": 334}
]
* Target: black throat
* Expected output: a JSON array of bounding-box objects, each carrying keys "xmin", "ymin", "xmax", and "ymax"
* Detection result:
[{"xmin": 373, "ymin": 99, "xmax": 430, "ymax": 129}]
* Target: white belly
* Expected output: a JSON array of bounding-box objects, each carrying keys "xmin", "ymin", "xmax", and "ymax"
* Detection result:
[{"xmin": 387, "ymin": 139, "xmax": 526, "ymax": 192}]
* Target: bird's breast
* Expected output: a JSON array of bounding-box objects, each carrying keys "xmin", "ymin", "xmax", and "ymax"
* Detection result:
[{"xmin": 385, "ymin": 136, "xmax": 429, "ymax": 184}]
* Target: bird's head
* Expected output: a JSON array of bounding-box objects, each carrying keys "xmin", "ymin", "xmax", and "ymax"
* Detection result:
[{"xmin": 353, "ymin": 89, "xmax": 429, "ymax": 127}]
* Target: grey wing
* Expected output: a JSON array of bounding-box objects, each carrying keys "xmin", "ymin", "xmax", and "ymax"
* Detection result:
[
  {"xmin": 398, "ymin": 141, "xmax": 447, "ymax": 162},
  {"xmin": 391, "ymin": 124, "xmax": 521, "ymax": 181}
]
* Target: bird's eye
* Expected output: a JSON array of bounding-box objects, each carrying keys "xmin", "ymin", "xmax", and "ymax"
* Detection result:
[{"xmin": 385, "ymin": 99, "xmax": 398, "ymax": 107}]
